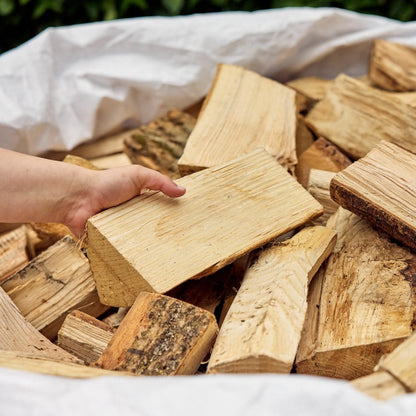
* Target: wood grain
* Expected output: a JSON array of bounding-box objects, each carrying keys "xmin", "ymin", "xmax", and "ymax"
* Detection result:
[
  {"xmin": 207, "ymin": 226, "xmax": 336, "ymax": 374},
  {"xmin": 96, "ymin": 292, "xmax": 218, "ymax": 375},
  {"xmin": 87, "ymin": 149, "xmax": 323, "ymax": 307},
  {"xmin": 2, "ymin": 236, "xmax": 108, "ymax": 339},
  {"xmin": 296, "ymin": 208, "xmax": 416, "ymax": 380},
  {"xmin": 330, "ymin": 140, "xmax": 416, "ymax": 251},
  {"xmin": 369, "ymin": 39, "xmax": 416, "ymax": 92},
  {"xmin": 305, "ymin": 74, "xmax": 416, "ymax": 159},
  {"xmin": 178, "ymin": 64, "xmax": 297, "ymax": 175}
]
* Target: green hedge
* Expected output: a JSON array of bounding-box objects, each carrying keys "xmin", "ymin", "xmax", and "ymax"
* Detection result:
[{"xmin": 0, "ymin": 0, "xmax": 414, "ymax": 54}]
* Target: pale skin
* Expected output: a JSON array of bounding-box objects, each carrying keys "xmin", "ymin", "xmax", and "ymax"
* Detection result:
[{"xmin": 0, "ymin": 148, "xmax": 186, "ymax": 237}]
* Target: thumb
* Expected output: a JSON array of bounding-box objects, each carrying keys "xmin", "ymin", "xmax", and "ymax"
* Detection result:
[{"xmin": 138, "ymin": 168, "xmax": 186, "ymax": 198}]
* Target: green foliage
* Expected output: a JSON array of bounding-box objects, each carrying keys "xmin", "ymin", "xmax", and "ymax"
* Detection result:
[{"xmin": 0, "ymin": 0, "xmax": 415, "ymax": 54}]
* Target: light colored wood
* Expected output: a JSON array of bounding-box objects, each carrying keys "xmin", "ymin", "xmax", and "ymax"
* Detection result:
[
  {"xmin": 90, "ymin": 153, "xmax": 132, "ymax": 169},
  {"xmin": 305, "ymin": 74, "xmax": 416, "ymax": 159},
  {"xmin": 58, "ymin": 310, "xmax": 114, "ymax": 364},
  {"xmin": 296, "ymin": 116, "xmax": 315, "ymax": 158},
  {"xmin": 307, "ymin": 169, "xmax": 338, "ymax": 225},
  {"xmin": 2, "ymin": 236, "xmax": 108, "ymax": 340},
  {"xmin": 96, "ymin": 292, "xmax": 218, "ymax": 375},
  {"xmin": 295, "ymin": 137, "xmax": 351, "ymax": 188},
  {"xmin": 296, "ymin": 208, "xmax": 415, "ymax": 380},
  {"xmin": 102, "ymin": 307, "xmax": 129, "ymax": 329},
  {"xmin": 330, "ymin": 141, "xmax": 416, "ymax": 251},
  {"xmin": 87, "ymin": 149, "xmax": 323, "ymax": 307},
  {"xmin": 0, "ymin": 225, "xmax": 28, "ymax": 283},
  {"xmin": 178, "ymin": 64, "xmax": 297, "ymax": 175},
  {"xmin": 376, "ymin": 331, "xmax": 416, "ymax": 392},
  {"xmin": 351, "ymin": 371, "xmax": 408, "ymax": 401},
  {"xmin": 207, "ymin": 226, "xmax": 336, "ymax": 374},
  {"xmin": 369, "ymin": 39, "xmax": 416, "ymax": 92},
  {"xmin": 124, "ymin": 109, "xmax": 196, "ymax": 179},
  {"xmin": 63, "ymin": 154, "xmax": 100, "ymax": 169},
  {"xmin": 0, "ymin": 287, "xmax": 79, "ymax": 362},
  {"xmin": 41, "ymin": 131, "xmax": 126, "ymax": 161},
  {"xmin": 287, "ymin": 76, "xmax": 332, "ymax": 102},
  {"xmin": 28, "ymin": 222, "xmax": 79, "ymax": 255},
  {"xmin": 0, "ymin": 350, "xmax": 127, "ymax": 378}
]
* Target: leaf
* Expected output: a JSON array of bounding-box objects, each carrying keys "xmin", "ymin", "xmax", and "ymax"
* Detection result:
[
  {"xmin": 102, "ymin": 0, "xmax": 118, "ymax": 20},
  {"xmin": 33, "ymin": 0, "xmax": 63, "ymax": 19},
  {"xmin": 162, "ymin": 0, "xmax": 185, "ymax": 14},
  {"xmin": 0, "ymin": 0, "xmax": 14, "ymax": 16}
]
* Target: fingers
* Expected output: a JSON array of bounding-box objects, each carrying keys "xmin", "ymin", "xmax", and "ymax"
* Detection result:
[{"xmin": 137, "ymin": 167, "xmax": 186, "ymax": 198}]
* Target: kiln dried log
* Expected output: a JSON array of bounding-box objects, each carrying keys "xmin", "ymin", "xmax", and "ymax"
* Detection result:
[
  {"xmin": 305, "ymin": 74, "xmax": 416, "ymax": 159},
  {"xmin": 296, "ymin": 208, "xmax": 416, "ymax": 380},
  {"xmin": 96, "ymin": 292, "xmax": 218, "ymax": 375},
  {"xmin": 2, "ymin": 236, "xmax": 108, "ymax": 339},
  {"xmin": 87, "ymin": 149, "xmax": 323, "ymax": 307},
  {"xmin": 207, "ymin": 226, "xmax": 336, "ymax": 374},
  {"xmin": 330, "ymin": 141, "xmax": 416, "ymax": 251},
  {"xmin": 178, "ymin": 64, "xmax": 297, "ymax": 175}
]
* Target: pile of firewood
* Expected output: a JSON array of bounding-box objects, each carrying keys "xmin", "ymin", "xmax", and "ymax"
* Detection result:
[{"xmin": 2, "ymin": 38, "xmax": 416, "ymax": 400}]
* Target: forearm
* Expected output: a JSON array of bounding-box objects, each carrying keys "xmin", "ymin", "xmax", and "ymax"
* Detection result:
[
  {"xmin": 0, "ymin": 148, "xmax": 95, "ymax": 226},
  {"xmin": 0, "ymin": 148, "xmax": 185, "ymax": 237}
]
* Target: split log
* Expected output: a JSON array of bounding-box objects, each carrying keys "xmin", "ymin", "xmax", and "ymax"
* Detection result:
[
  {"xmin": 123, "ymin": 109, "xmax": 196, "ymax": 179},
  {"xmin": 207, "ymin": 226, "xmax": 336, "ymax": 374},
  {"xmin": 0, "ymin": 350, "xmax": 126, "ymax": 378},
  {"xmin": 87, "ymin": 149, "xmax": 323, "ymax": 307},
  {"xmin": 90, "ymin": 153, "xmax": 132, "ymax": 169},
  {"xmin": 0, "ymin": 287, "xmax": 78, "ymax": 362},
  {"xmin": 178, "ymin": 64, "xmax": 297, "ymax": 175},
  {"xmin": 351, "ymin": 371, "xmax": 408, "ymax": 401},
  {"xmin": 296, "ymin": 116, "xmax": 315, "ymax": 158},
  {"xmin": 287, "ymin": 76, "xmax": 332, "ymax": 104},
  {"xmin": 58, "ymin": 310, "xmax": 114, "ymax": 364},
  {"xmin": 28, "ymin": 222, "xmax": 79, "ymax": 255},
  {"xmin": 307, "ymin": 169, "xmax": 338, "ymax": 225},
  {"xmin": 2, "ymin": 236, "xmax": 108, "ymax": 340},
  {"xmin": 96, "ymin": 292, "xmax": 218, "ymax": 375},
  {"xmin": 369, "ymin": 39, "xmax": 416, "ymax": 92},
  {"xmin": 330, "ymin": 141, "xmax": 416, "ymax": 251},
  {"xmin": 351, "ymin": 330, "xmax": 416, "ymax": 400},
  {"xmin": 102, "ymin": 307, "xmax": 129, "ymax": 329},
  {"xmin": 63, "ymin": 154, "xmax": 100, "ymax": 169},
  {"xmin": 296, "ymin": 208, "xmax": 416, "ymax": 380},
  {"xmin": 295, "ymin": 137, "xmax": 351, "ymax": 188},
  {"xmin": 305, "ymin": 74, "xmax": 416, "ymax": 159},
  {"xmin": 0, "ymin": 225, "xmax": 28, "ymax": 283}
]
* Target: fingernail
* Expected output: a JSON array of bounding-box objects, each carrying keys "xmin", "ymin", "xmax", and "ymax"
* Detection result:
[{"xmin": 176, "ymin": 185, "xmax": 186, "ymax": 192}]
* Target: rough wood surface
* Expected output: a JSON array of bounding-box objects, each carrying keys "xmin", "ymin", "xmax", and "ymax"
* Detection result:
[
  {"xmin": 58, "ymin": 310, "xmax": 114, "ymax": 364},
  {"xmin": 295, "ymin": 137, "xmax": 351, "ymax": 188},
  {"xmin": 87, "ymin": 149, "xmax": 323, "ymax": 307},
  {"xmin": 178, "ymin": 64, "xmax": 297, "ymax": 175},
  {"xmin": 2, "ymin": 236, "xmax": 108, "ymax": 340},
  {"xmin": 102, "ymin": 307, "xmax": 129, "ymax": 329},
  {"xmin": 96, "ymin": 292, "xmax": 218, "ymax": 375},
  {"xmin": 0, "ymin": 225, "xmax": 28, "ymax": 283},
  {"xmin": 376, "ymin": 331, "xmax": 416, "ymax": 392},
  {"xmin": 351, "ymin": 371, "xmax": 408, "ymax": 401},
  {"xmin": 305, "ymin": 74, "xmax": 416, "ymax": 159},
  {"xmin": 63, "ymin": 154, "xmax": 100, "ymax": 169},
  {"xmin": 0, "ymin": 287, "xmax": 79, "ymax": 362},
  {"xmin": 307, "ymin": 169, "xmax": 338, "ymax": 225},
  {"xmin": 0, "ymin": 350, "xmax": 126, "ymax": 378},
  {"xmin": 207, "ymin": 226, "xmax": 336, "ymax": 374},
  {"xmin": 28, "ymin": 222, "xmax": 78, "ymax": 255},
  {"xmin": 296, "ymin": 116, "xmax": 315, "ymax": 158},
  {"xmin": 90, "ymin": 153, "xmax": 132, "ymax": 169},
  {"xmin": 296, "ymin": 208, "xmax": 415, "ymax": 380},
  {"xmin": 369, "ymin": 39, "xmax": 416, "ymax": 92},
  {"xmin": 330, "ymin": 141, "xmax": 416, "ymax": 251},
  {"xmin": 287, "ymin": 76, "xmax": 332, "ymax": 102},
  {"xmin": 123, "ymin": 109, "xmax": 195, "ymax": 179}
]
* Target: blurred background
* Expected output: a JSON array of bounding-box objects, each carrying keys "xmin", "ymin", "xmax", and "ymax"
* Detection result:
[{"xmin": 1, "ymin": 0, "xmax": 415, "ymax": 54}]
